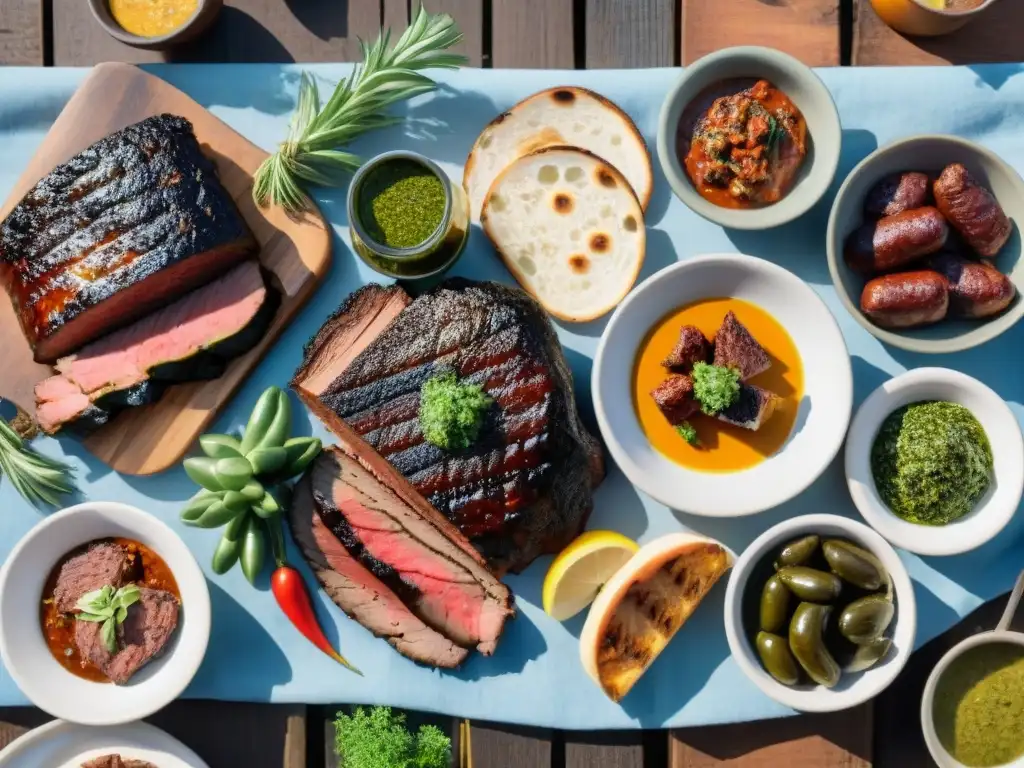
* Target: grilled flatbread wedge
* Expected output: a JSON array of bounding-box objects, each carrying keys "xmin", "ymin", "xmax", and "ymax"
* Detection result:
[
  {"xmin": 579, "ymin": 533, "xmax": 733, "ymax": 702},
  {"xmin": 464, "ymin": 86, "xmax": 653, "ymax": 218},
  {"xmin": 481, "ymin": 146, "xmax": 646, "ymax": 322}
]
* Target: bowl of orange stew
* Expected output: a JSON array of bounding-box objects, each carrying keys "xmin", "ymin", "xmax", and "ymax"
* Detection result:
[
  {"xmin": 658, "ymin": 46, "xmax": 842, "ymax": 230},
  {"xmin": 0, "ymin": 501, "xmax": 210, "ymax": 725},
  {"xmin": 592, "ymin": 253, "xmax": 853, "ymax": 516}
]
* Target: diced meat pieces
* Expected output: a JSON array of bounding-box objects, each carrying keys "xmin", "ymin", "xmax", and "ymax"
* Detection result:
[
  {"xmin": 662, "ymin": 325, "xmax": 711, "ymax": 373},
  {"xmin": 81, "ymin": 756, "xmax": 157, "ymax": 768},
  {"xmin": 713, "ymin": 311, "xmax": 771, "ymax": 380},
  {"xmin": 74, "ymin": 587, "xmax": 180, "ymax": 685},
  {"xmin": 651, "ymin": 375, "xmax": 699, "ymax": 425},
  {"xmin": 53, "ymin": 542, "xmax": 133, "ymax": 614}
]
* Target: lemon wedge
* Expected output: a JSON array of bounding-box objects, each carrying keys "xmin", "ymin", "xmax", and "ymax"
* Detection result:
[
  {"xmin": 543, "ymin": 530, "xmax": 640, "ymax": 621},
  {"xmin": 918, "ymin": 0, "xmax": 945, "ymax": 8}
]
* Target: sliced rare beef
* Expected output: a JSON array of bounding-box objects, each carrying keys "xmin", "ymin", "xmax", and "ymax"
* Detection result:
[
  {"xmin": 0, "ymin": 114, "xmax": 258, "ymax": 363},
  {"xmin": 293, "ymin": 279, "xmax": 604, "ymax": 575},
  {"xmin": 81, "ymin": 757, "xmax": 158, "ymax": 768},
  {"xmin": 53, "ymin": 542, "xmax": 133, "ymax": 614},
  {"xmin": 311, "ymin": 446, "xmax": 514, "ymax": 654},
  {"xmin": 75, "ymin": 587, "xmax": 179, "ymax": 685},
  {"xmin": 288, "ymin": 472, "xmax": 470, "ymax": 668},
  {"xmin": 35, "ymin": 260, "xmax": 278, "ymax": 434}
]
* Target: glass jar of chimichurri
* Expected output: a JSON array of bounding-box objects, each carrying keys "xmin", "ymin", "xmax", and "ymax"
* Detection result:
[{"xmin": 347, "ymin": 150, "xmax": 470, "ymax": 280}]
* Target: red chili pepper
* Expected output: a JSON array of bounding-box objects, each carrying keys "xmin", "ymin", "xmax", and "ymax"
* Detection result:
[{"xmin": 268, "ymin": 517, "xmax": 361, "ymax": 675}]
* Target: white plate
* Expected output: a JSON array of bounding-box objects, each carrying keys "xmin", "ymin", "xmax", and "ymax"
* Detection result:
[
  {"xmin": 0, "ymin": 719, "xmax": 209, "ymax": 767},
  {"xmin": 845, "ymin": 367, "xmax": 1024, "ymax": 555},
  {"xmin": 592, "ymin": 253, "xmax": 853, "ymax": 516},
  {"xmin": 0, "ymin": 501, "xmax": 211, "ymax": 726}
]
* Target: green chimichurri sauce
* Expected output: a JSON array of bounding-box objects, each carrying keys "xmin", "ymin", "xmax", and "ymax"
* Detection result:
[
  {"xmin": 419, "ymin": 371, "xmax": 492, "ymax": 451},
  {"xmin": 358, "ymin": 159, "xmax": 446, "ymax": 249},
  {"xmin": 871, "ymin": 401, "xmax": 992, "ymax": 526},
  {"xmin": 934, "ymin": 643, "xmax": 1024, "ymax": 767}
]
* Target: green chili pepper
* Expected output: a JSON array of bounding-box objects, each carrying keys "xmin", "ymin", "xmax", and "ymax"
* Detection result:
[
  {"xmin": 240, "ymin": 387, "xmax": 281, "ymax": 455},
  {"xmin": 194, "ymin": 500, "xmax": 244, "ymax": 529},
  {"xmin": 240, "ymin": 516, "xmax": 267, "ymax": 585},
  {"xmin": 252, "ymin": 390, "xmax": 291, "ymax": 452},
  {"xmin": 183, "ymin": 457, "xmax": 225, "ymax": 492},
  {"xmin": 246, "ymin": 446, "xmax": 288, "ymax": 475},
  {"xmin": 239, "ymin": 479, "xmax": 265, "ymax": 502},
  {"xmin": 211, "ymin": 528, "xmax": 243, "ymax": 574},
  {"xmin": 252, "ymin": 488, "xmax": 283, "ymax": 519},
  {"xmin": 214, "ymin": 456, "xmax": 254, "ymax": 491},
  {"xmin": 181, "ymin": 489, "xmax": 221, "ymax": 523},
  {"xmin": 199, "ymin": 434, "xmax": 243, "ymax": 459},
  {"xmin": 222, "ymin": 490, "xmax": 249, "ymax": 513},
  {"xmin": 280, "ymin": 437, "xmax": 321, "ymax": 479}
]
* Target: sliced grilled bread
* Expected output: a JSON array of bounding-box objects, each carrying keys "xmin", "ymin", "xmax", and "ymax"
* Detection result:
[
  {"xmin": 717, "ymin": 384, "xmax": 782, "ymax": 431},
  {"xmin": 579, "ymin": 533, "xmax": 733, "ymax": 702},
  {"xmin": 464, "ymin": 86, "xmax": 653, "ymax": 218},
  {"xmin": 713, "ymin": 311, "xmax": 771, "ymax": 380},
  {"xmin": 480, "ymin": 146, "xmax": 646, "ymax": 322}
]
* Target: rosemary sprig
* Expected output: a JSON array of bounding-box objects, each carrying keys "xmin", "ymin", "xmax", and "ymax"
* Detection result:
[
  {"xmin": 253, "ymin": 5, "xmax": 466, "ymax": 214},
  {"xmin": 0, "ymin": 415, "xmax": 76, "ymax": 506}
]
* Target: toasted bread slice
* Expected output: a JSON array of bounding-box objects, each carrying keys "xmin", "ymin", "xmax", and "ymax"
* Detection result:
[
  {"xmin": 464, "ymin": 86, "xmax": 653, "ymax": 218},
  {"xmin": 713, "ymin": 311, "xmax": 771, "ymax": 380},
  {"xmin": 717, "ymin": 383, "xmax": 782, "ymax": 431},
  {"xmin": 480, "ymin": 146, "xmax": 645, "ymax": 322},
  {"xmin": 579, "ymin": 533, "xmax": 733, "ymax": 702}
]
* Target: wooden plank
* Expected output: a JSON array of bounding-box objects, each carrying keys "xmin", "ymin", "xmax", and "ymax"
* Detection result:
[
  {"xmin": 52, "ymin": 0, "xmax": 381, "ymax": 65},
  {"xmin": 852, "ymin": 0, "xmax": 1024, "ymax": 65},
  {"xmin": 585, "ymin": 0, "xmax": 676, "ymax": 68},
  {"xmin": 383, "ymin": 0, "xmax": 484, "ymax": 66},
  {"xmin": 0, "ymin": 0, "xmax": 44, "ymax": 66},
  {"xmin": 0, "ymin": 720, "xmax": 27, "ymax": 751},
  {"xmin": 491, "ymin": 0, "xmax": 575, "ymax": 69},
  {"xmin": 681, "ymin": 0, "xmax": 841, "ymax": 66},
  {"xmin": 566, "ymin": 730, "xmax": 645, "ymax": 768},
  {"xmin": 670, "ymin": 704, "xmax": 873, "ymax": 766},
  {"xmin": 467, "ymin": 721, "xmax": 554, "ymax": 768}
]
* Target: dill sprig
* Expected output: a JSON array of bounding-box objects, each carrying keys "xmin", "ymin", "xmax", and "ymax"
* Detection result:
[
  {"xmin": 253, "ymin": 5, "xmax": 466, "ymax": 214},
  {"xmin": 0, "ymin": 415, "xmax": 76, "ymax": 506}
]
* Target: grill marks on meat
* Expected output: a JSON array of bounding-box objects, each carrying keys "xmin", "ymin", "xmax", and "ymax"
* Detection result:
[
  {"xmin": 34, "ymin": 260, "xmax": 279, "ymax": 434},
  {"xmin": 310, "ymin": 447, "xmax": 513, "ymax": 654},
  {"xmin": 294, "ymin": 280, "xmax": 604, "ymax": 574},
  {"xmin": 0, "ymin": 114, "xmax": 257, "ymax": 362},
  {"xmin": 74, "ymin": 587, "xmax": 180, "ymax": 685},
  {"xmin": 53, "ymin": 542, "xmax": 133, "ymax": 614},
  {"xmin": 289, "ymin": 471, "xmax": 471, "ymax": 668}
]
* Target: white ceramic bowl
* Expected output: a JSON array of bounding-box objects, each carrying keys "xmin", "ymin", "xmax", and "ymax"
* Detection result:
[
  {"xmin": 845, "ymin": 368, "xmax": 1024, "ymax": 556},
  {"xmin": 0, "ymin": 501, "xmax": 211, "ymax": 726},
  {"xmin": 724, "ymin": 513, "xmax": 917, "ymax": 713},
  {"xmin": 592, "ymin": 253, "xmax": 853, "ymax": 516},
  {"xmin": 921, "ymin": 570, "xmax": 1024, "ymax": 768}
]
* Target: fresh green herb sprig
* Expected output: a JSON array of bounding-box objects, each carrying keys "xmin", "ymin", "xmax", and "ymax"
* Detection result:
[
  {"xmin": 180, "ymin": 386, "xmax": 321, "ymax": 583},
  {"xmin": 0, "ymin": 415, "xmax": 75, "ymax": 506},
  {"xmin": 765, "ymin": 113, "xmax": 785, "ymax": 153},
  {"xmin": 675, "ymin": 422, "xmax": 700, "ymax": 446},
  {"xmin": 691, "ymin": 362, "xmax": 741, "ymax": 415},
  {"xmin": 334, "ymin": 706, "xmax": 451, "ymax": 768},
  {"xmin": 253, "ymin": 5, "xmax": 466, "ymax": 214},
  {"xmin": 76, "ymin": 584, "xmax": 141, "ymax": 653}
]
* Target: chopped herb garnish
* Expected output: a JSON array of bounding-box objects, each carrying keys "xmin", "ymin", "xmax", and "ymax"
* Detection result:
[
  {"xmin": 691, "ymin": 362, "xmax": 741, "ymax": 416},
  {"xmin": 675, "ymin": 422, "xmax": 700, "ymax": 446}
]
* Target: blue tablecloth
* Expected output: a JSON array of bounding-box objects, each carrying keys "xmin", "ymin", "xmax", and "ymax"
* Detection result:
[{"xmin": 1, "ymin": 63, "xmax": 1023, "ymax": 730}]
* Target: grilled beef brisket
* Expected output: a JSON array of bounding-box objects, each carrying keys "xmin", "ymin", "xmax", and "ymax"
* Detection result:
[
  {"xmin": 0, "ymin": 114, "xmax": 257, "ymax": 363},
  {"xmin": 34, "ymin": 260, "xmax": 278, "ymax": 434},
  {"xmin": 293, "ymin": 280, "xmax": 604, "ymax": 574},
  {"xmin": 53, "ymin": 542, "xmax": 133, "ymax": 614}
]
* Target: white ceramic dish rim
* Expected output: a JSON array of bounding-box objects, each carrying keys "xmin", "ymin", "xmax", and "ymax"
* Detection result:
[
  {"xmin": 0, "ymin": 501, "xmax": 211, "ymax": 726},
  {"xmin": 0, "ymin": 719, "xmax": 210, "ymax": 768},
  {"xmin": 920, "ymin": 570, "xmax": 1024, "ymax": 768},
  {"xmin": 723, "ymin": 513, "xmax": 917, "ymax": 713},
  {"xmin": 845, "ymin": 367, "xmax": 1024, "ymax": 556},
  {"xmin": 592, "ymin": 252, "xmax": 854, "ymax": 517},
  {"xmin": 657, "ymin": 45, "xmax": 842, "ymax": 230}
]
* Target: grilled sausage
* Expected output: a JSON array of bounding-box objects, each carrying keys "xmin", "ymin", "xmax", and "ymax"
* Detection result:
[
  {"xmin": 860, "ymin": 270, "xmax": 949, "ymax": 328},
  {"xmin": 933, "ymin": 163, "xmax": 1012, "ymax": 258},
  {"xmin": 844, "ymin": 207, "xmax": 949, "ymax": 275},
  {"xmin": 927, "ymin": 250, "xmax": 1016, "ymax": 318},
  {"xmin": 864, "ymin": 172, "xmax": 932, "ymax": 219}
]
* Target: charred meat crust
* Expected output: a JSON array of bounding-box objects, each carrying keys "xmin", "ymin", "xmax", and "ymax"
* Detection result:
[{"xmin": 0, "ymin": 114, "xmax": 257, "ymax": 362}]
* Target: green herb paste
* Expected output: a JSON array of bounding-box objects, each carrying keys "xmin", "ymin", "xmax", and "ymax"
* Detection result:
[
  {"xmin": 871, "ymin": 401, "xmax": 992, "ymax": 525},
  {"xmin": 419, "ymin": 371, "xmax": 492, "ymax": 451},
  {"xmin": 691, "ymin": 362, "xmax": 741, "ymax": 415},
  {"xmin": 359, "ymin": 159, "xmax": 446, "ymax": 248},
  {"xmin": 933, "ymin": 643, "xmax": 1024, "ymax": 767}
]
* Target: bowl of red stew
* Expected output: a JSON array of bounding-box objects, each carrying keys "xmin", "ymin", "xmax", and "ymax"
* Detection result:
[
  {"xmin": 658, "ymin": 46, "xmax": 841, "ymax": 230},
  {"xmin": 0, "ymin": 501, "xmax": 211, "ymax": 725}
]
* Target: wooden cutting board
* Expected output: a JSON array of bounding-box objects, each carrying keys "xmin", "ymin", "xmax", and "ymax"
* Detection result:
[{"xmin": 0, "ymin": 62, "xmax": 331, "ymax": 475}]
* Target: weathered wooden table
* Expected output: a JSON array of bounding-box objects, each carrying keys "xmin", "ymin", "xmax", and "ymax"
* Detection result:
[{"xmin": 1, "ymin": 1, "xmax": 1022, "ymax": 766}]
